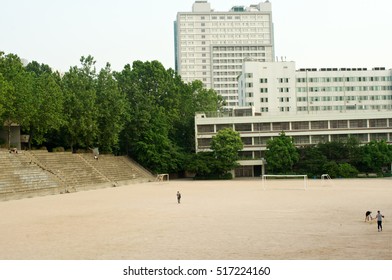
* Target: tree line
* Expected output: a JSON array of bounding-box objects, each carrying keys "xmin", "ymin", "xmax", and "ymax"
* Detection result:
[
  {"xmin": 0, "ymin": 51, "xmax": 222, "ymax": 174},
  {"xmin": 266, "ymin": 132, "xmax": 392, "ymax": 178}
]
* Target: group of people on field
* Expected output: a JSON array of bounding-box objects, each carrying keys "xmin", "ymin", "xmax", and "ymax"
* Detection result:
[
  {"xmin": 176, "ymin": 190, "xmax": 385, "ymax": 232},
  {"xmin": 365, "ymin": 210, "xmax": 385, "ymax": 232}
]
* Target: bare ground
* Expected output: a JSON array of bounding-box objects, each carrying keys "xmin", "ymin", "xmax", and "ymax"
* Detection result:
[{"xmin": 0, "ymin": 178, "xmax": 391, "ymax": 260}]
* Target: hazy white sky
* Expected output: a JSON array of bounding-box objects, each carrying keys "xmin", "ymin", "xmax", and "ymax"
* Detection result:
[{"xmin": 1, "ymin": 0, "xmax": 391, "ymax": 72}]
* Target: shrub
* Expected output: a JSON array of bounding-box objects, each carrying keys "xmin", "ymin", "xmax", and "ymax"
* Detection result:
[
  {"xmin": 52, "ymin": 147, "xmax": 65, "ymax": 152},
  {"xmin": 338, "ymin": 163, "xmax": 358, "ymax": 178}
]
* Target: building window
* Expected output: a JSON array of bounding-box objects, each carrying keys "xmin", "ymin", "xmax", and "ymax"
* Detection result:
[
  {"xmin": 369, "ymin": 119, "xmax": 387, "ymax": 128},
  {"xmin": 241, "ymin": 137, "xmax": 253, "ymax": 145},
  {"xmin": 272, "ymin": 122, "xmax": 290, "ymax": 131},
  {"xmin": 235, "ymin": 123, "xmax": 252, "ymax": 132},
  {"xmin": 254, "ymin": 123, "xmax": 271, "ymax": 131},
  {"xmin": 292, "ymin": 121, "xmax": 309, "ymax": 130},
  {"xmin": 311, "ymin": 121, "xmax": 328, "ymax": 130},
  {"xmin": 370, "ymin": 133, "xmax": 388, "ymax": 141},
  {"xmin": 197, "ymin": 138, "xmax": 211, "ymax": 148},
  {"xmin": 197, "ymin": 125, "xmax": 214, "ymax": 133},
  {"xmin": 278, "ymin": 78, "xmax": 289, "ymax": 83},
  {"xmin": 260, "ymin": 88, "xmax": 268, "ymax": 93},
  {"xmin": 216, "ymin": 124, "xmax": 232, "ymax": 131},
  {"xmin": 350, "ymin": 119, "xmax": 367, "ymax": 128},
  {"xmin": 312, "ymin": 135, "xmax": 329, "ymax": 144},
  {"xmin": 293, "ymin": 136, "xmax": 310, "ymax": 144},
  {"xmin": 330, "ymin": 120, "xmax": 348, "ymax": 129}
]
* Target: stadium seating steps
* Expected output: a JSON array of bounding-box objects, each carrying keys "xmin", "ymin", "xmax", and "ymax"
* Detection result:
[{"xmin": 0, "ymin": 149, "xmax": 155, "ymax": 201}]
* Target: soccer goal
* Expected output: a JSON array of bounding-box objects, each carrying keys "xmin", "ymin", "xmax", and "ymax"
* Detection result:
[
  {"xmin": 261, "ymin": 174, "xmax": 308, "ymax": 190},
  {"xmin": 320, "ymin": 173, "xmax": 333, "ymax": 187},
  {"xmin": 156, "ymin": 173, "xmax": 169, "ymax": 182}
]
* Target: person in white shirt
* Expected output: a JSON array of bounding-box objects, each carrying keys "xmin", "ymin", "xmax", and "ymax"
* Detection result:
[{"xmin": 375, "ymin": 210, "xmax": 385, "ymax": 232}]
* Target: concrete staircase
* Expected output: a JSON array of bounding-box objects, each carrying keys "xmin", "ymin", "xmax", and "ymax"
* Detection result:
[
  {"xmin": 79, "ymin": 154, "xmax": 155, "ymax": 183},
  {"xmin": 0, "ymin": 149, "xmax": 155, "ymax": 201},
  {"xmin": 0, "ymin": 150, "xmax": 61, "ymax": 200}
]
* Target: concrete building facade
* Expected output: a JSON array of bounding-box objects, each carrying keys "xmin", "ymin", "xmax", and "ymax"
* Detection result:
[
  {"xmin": 175, "ymin": 1, "xmax": 275, "ymax": 107},
  {"xmin": 195, "ymin": 108, "xmax": 392, "ymax": 177},
  {"xmin": 238, "ymin": 61, "xmax": 392, "ymax": 115}
]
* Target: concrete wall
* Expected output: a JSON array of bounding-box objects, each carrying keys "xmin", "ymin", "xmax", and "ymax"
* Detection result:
[{"xmin": 0, "ymin": 125, "xmax": 21, "ymax": 150}]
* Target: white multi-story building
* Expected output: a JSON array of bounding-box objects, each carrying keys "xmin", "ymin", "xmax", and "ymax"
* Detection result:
[
  {"xmin": 238, "ymin": 61, "xmax": 392, "ymax": 115},
  {"xmin": 195, "ymin": 62, "xmax": 392, "ymax": 177},
  {"xmin": 174, "ymin": 0, "xmax": 275, "ymax": 107},
  {"xmin": 195, "ymin": 108, "xmax": 392, "ymax": 177}
]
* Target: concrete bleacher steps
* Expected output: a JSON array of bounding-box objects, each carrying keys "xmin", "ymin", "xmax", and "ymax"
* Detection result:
[
  {"xmin": 0, "ymin": 150, "xmax": 61, "ymax": 200},
  {"xmin": 0, "ymin": 149, "xmax": 155, "ymax": 201}
]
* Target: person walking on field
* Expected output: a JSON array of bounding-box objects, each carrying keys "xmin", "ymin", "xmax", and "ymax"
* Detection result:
[
  {"xmin": 177, "ymin": 191, "xmax": 181, "ymax": 204},
  {"xmin": 375, "ymin": 210, "xmax": 385, "ymax": 232}
]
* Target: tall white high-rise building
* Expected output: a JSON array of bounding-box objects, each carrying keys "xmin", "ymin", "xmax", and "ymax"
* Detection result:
[{"xmin": 174, "ymin": 1, "xmax": 275, "ymax": 107}]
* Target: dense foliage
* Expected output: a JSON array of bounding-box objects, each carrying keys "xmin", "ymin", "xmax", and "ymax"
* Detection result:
[
  {"xmin": 0, "ymin": 51, "xmax": 222, "ymax": 175},
  {"xmin": 266, "ymin": 132, "xmax": 392, "ymax": 178},
  {"xmin": 186, "ymin": 128, "xmax": 243, "ymax": 179},
  {"xmin": 265, "ymin": 131, "xmax": 299, "ymax": 174}
]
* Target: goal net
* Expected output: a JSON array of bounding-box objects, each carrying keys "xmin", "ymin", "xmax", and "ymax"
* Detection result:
[
  {"xmin": 320, "ymin": 173, "xmax": 334, "ymax": 187},
  {"xmin": 156, "ymin": 173, "xmax": 169, "ymax": 182},
  {"xmin": 262, "ymin": 175, "xmax": 308, "ymax": 190}
]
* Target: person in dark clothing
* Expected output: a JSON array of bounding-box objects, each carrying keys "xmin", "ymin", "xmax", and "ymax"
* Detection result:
[
  {"xmin": 375, "ymin": 210, "xmax": 384, "ymax": 232},
  {"xmin": 365, "ymin": 210, "xmax": 373, "ymax": 222},
  {"xmin": 177, "ymin": 191, "xmax": 181, "ymax": 204}
]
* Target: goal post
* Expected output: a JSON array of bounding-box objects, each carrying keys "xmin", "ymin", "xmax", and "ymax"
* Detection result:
[
  {"xmin": 156, "ymin": 173, "xmax": 169, "ymax": 182},
  {"xmin": 262, "ymin": 174, "xmax": 308, "ymax": 190}
]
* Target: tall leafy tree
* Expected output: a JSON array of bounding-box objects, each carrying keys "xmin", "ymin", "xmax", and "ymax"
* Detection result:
[
  {"xmin": 0, "ymin": 52, "xmax": 34, "ymax": 148},
  {"xmin": 317, "ymin": 141, "xmax": 348, "ymax": 163},
  {"xmin": 265, "ymin": 131, "xmax": 299, "ymax": 174},
  {"xmin": 96, "ymin": 63, "xmax": 127, "ymax": 153},
  {"xmin": 25, "ymin": 61, "xmax": 64, "ymax": 148},
  {"xmin": 295, "ymin": 145, "xmax": 328, "ymax": 177},
  {"xmin": 174, "ymin": 80, "xmax": 223, "ymax": 152},
  {"xmin": 116, "ymin": 61, "xmax": 183, "ymax": 173},
  {"xmin": 0, "ymin": 73, "xmax": 8, "ymax": 119},
  {"xmin": 62, "ymin": 56, "xmax": 98, "ymax": 150},
  {"xmin": 210, "ymin": 128, "xmax": 243, "ymax": 176}
]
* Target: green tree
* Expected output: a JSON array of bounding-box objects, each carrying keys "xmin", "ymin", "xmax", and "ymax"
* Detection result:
[
  {"xmin": 323, "ymin": 161, "xmax": 340, "ymax": 178},
  {"xmin": 0, "ymin": 73, "xmax": 8, "ymax": 118},
  {"xmin": 0, "ymin": 52, "xmax": 34, "ymax": 148},
  {"xmin": 359, "ymin": 140, "xmax": 392, "ymax": 173},
  {"xmin": 210, "ymin": 128, "xmax": 243, "ymax": 176},
  {"xmin": 295, "ymin": 145, "xmax": 328, "ymax": 177},
  {"xmin": 25, "ymin": 61, "xmax": 64, "ymax": 148},
  {"xmin": 62, "ymin": 55, "xmax": 98, "ymax": 150},
  {"xmin": 96, "ymin": 63, "xmax": 127, "ymax": 153},
  {"xmin": 116, "ymin": 61, "xmax": 183, "ymax": 173},
  {"xmin": 174, "ymin": 80, "xmax": 223, "ymax": 153},
  {"xmin": 265, "ymin": 131, "xmax": 299, "ymax": 174},
  {"xmin": 338, "ymin": 163, "xmax": 358, "ymax": 178}
]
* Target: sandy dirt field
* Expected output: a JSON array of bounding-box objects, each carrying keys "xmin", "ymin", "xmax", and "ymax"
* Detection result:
[{"xmin": 0, "ymin": 178, "xmax": 391, "ymax": 260}]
